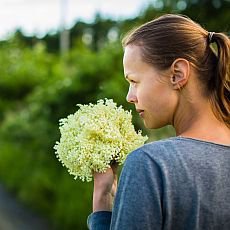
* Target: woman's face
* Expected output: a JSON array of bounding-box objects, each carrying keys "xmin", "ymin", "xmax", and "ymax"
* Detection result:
[{"xmin": 123, "ymin": 45, "xmax": 178, "ymax": 129}]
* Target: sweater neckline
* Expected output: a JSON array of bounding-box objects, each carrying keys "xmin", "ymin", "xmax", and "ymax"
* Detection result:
[{"xmin": 173, "ymin": 136, "xmax": 230, "ymax": 148}]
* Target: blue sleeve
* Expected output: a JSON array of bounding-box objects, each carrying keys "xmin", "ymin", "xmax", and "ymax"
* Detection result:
[
  {"xmin": 87, "ymin": 148, "xmax": 163, "ymax": 230},
  {"xmin": 87, "ymin": 211, "xmax": 112, "ymax": 230},
  {"xmin": 110, "ymin": 149, "xmax": 163, "ymax": 229}
]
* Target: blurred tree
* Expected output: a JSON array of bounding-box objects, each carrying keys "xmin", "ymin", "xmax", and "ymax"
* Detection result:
[
  {"xmin": 0, "ymin": 40, "xmax": 132, "ymax": 229},
  {"xmin": 3, "ymin": 0, "xmax": 228, "ymax": 53},
  {"xmin": 0, "ymin": 0, "xmax": 228, "ymax": 228},
  {"xmin": 139, "ymin": 0, "xmax": 230, "ymax": 32},
  {"xmin": 182, "ymin": 0, "xmax": 230, "ymax": 31}
]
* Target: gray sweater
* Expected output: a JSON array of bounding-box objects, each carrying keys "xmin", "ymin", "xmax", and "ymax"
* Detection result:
[{"xmin": 88, "ymin": 137, "xmax": 230, "ymax": 230}]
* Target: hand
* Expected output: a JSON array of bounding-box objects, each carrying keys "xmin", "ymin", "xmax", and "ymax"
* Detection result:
[{"xmin": 93, "ymin": 163, "xmax": 118, "ymax": 212}]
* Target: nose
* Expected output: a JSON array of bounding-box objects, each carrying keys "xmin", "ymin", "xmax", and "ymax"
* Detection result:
[{"xmin": 126, "ymin": 86, "xmax": 137, "ymax": 104}]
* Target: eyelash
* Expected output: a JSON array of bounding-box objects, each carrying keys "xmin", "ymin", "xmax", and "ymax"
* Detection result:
[
  {"xmin": 126, "ymin": 78, "xmax": 137, "ymax": 86},
  {"xmin": 130, "ymin": 80, "xmax": 136, "ymax": 83}
]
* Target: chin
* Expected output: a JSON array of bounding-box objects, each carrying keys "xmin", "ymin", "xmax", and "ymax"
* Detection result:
[
  {"xmin": 144, "ymin": 120, "xmax": 166, "ymax": 129},
  {"xmin": 143, "ymin": 121, "xmax": 155, "ymax": 129}
]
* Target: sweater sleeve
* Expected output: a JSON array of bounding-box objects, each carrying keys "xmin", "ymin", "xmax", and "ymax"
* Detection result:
[
  {"xmin": 87, "ymin": 211, "xmax": 112, "ymax": 230},
  {"xmin": 110, "ymin": 149, "xmax": 163, "ymax": 230},
  {"xmin": 87, "ymin": 148, "xmax": 163, "ymax": 230}
]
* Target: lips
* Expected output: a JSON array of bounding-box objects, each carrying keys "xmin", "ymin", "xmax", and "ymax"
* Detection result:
[{"xmin": 136, "ymin": 109, "xmax": 144, "ymax": 117}]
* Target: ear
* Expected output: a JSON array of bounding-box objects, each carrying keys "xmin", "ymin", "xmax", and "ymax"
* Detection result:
[{"xmin": 170, "ymin": 58, "xmax": 190, "ymax": 90}]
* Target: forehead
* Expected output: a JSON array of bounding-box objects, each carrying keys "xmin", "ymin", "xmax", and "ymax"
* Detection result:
[
  {"xmin": 123, "ymin": 45, "xmax": 157, "ymax": 76},
  {"xmin": 123, "ymin": 45, "xmax": 143, "ymax": 65},
  {"xmin": 123, "ymin": 45, "xmax": 165, "ymax": 81},
  {"xmin": 123, "ymin": 45, "xmax": 146, "ymax": 74}
]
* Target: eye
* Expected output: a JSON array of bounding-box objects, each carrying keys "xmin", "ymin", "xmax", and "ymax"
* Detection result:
[
  {"xmin": 130, "ymin": 80, "xmax": 138, "ymax": 87},
  {"xmin": 124, "ymin": 74, "xmax": 138, "ymax": 85}
]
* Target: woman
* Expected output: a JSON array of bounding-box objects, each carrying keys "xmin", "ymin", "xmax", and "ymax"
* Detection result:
[{"xmin": 88, "ymin": 14, "xmax": 230, "ymax": 230}]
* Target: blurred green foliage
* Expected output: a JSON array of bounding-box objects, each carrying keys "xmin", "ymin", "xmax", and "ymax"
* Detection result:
[{"xmin": 0, "ymin": 1, "xmax": 229, "ymax": 229}]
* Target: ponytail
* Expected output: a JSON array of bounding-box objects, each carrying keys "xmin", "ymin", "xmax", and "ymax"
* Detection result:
[{"xmin": 209, "ymin": 32, "xmax": 230, "ymax": 128}]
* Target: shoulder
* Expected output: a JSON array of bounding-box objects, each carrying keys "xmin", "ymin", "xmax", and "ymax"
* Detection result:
[
  {"xmin": 123, "ymin": 137, "xmax": 204, "ymax": 173},
  {"xmin": 117, "ymin": 139, "xmax": 170, "ymax": 192},
  {"xmin": 125, "ymin": 137, "xmax": 179, "ymax": 164},
  {"xmin": 122, "ymin": 138, "xmax": 178, "ymax": 176},
  {"xmin": 124, "ymin": 137, "xmax": 230, "ymax": 175}
]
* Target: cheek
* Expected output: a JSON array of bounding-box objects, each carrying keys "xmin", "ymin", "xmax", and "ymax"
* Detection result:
[
  {"xmin": 138, "ymin": 84, "xmax": 155, "ymax": 102},
  {"xmin": 141, "ymin": 85, "xmax": 178, "ymax": 126}
]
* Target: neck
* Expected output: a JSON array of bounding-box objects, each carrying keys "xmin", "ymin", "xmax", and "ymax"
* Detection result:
[{"xmin": 173, "ymin": 97, "xmax": 230, "ymax": 145}]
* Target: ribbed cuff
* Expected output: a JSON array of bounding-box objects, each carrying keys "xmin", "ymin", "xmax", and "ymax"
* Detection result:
[{"xmin": 87, "ymin": 211, "xmax": 112, "ymax": 230}]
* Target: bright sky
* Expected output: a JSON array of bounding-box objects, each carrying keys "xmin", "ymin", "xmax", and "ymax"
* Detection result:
[{"xmin": 0, "ymin": 0, "xmax": 153, "ymax": 40}]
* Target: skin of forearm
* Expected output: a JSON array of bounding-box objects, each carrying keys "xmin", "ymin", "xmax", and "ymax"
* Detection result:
[
  {"xmin": 92, "ymin": 167, "xmax": 118, "ymax": 212},
  {"xmin": 93, "ymin": 191, "xmax": 114, "ymax": 212}
]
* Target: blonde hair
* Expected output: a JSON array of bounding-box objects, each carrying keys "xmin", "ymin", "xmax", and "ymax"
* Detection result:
[{"xmin": 122, "ymin": 14, "xmax": 230, "ymax": 128}]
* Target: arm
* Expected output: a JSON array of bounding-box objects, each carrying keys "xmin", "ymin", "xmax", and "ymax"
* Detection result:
[
  {"xmin": 87, "ymin": 164, "xmax": 118, "ymax": 230},
  {"xmin": 88, "ymin": 149, "xmax": 163, "ymax": 230},
  {"xmin": 93, "ymin": 164, "xmax": 118, "ymax": 212},
  {"xmin": 111, "ymin": 149, "xmax": 163, "ymax": 229}
]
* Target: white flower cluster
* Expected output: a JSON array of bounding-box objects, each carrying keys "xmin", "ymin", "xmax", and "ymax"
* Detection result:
[{"xmin": 54, "ymin": 99, "xmax": 148, "ymax": 182}]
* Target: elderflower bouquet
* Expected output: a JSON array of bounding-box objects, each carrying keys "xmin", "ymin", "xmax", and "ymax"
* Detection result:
[{"xmin": 54, "ymin": 99, "xmax": 147, "ymax": 182}]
